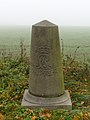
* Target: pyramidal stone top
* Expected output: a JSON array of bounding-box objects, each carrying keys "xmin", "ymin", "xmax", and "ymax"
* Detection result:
[{"xmin": 33, "ymin": 20, "xmax": 57, "ymax": 27}]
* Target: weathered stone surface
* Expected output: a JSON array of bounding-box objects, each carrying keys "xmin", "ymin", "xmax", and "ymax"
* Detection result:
[
  {"xmin": 22, "ymin": 20, "xmax": 72, "ymax": 110},
  {"xmin": 22, "ymin": 90, "xmax": 72, "ymax": 110},
  {"xmin": 29, "ymin": 20, "xmax": 64, "ymax": 97},
  {"xmin": 33, "ymin": 20, "xmax": 56, "ymax": 26}
]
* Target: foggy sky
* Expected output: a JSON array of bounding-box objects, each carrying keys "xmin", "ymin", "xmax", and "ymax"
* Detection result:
[{"xmin": 0, "ymin": 0, "xmax": 90, "ymax": 26}]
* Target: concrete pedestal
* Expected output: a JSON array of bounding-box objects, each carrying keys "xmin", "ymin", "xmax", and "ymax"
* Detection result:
[{"xmin": 22, "ymin": 90, "xmax": 72, "ymax": 110}]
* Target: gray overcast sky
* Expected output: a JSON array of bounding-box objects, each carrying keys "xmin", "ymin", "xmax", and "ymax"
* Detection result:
[{"xmin": 0, "ymin": 0, "xmax": 90, "ymax": 26}]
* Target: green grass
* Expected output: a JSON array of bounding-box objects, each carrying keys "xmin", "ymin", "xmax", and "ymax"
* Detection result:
[
  {"xmin": 0, "ymin": 55, "xmax": 90, "ymax": 120},
  {"xmin": 0, "ymin": 26, "xmax": 90, "ymax": 119}
]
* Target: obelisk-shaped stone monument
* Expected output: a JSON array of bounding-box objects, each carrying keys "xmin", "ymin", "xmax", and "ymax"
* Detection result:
[{"xmin": 22, "ymin": 20, "xmax": 72, "ymax": 110}]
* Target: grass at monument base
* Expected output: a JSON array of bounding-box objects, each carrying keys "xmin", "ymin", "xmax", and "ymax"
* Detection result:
[{"xmin": 0, "ymin": 56, "xmax": 90, "ymax": 120}]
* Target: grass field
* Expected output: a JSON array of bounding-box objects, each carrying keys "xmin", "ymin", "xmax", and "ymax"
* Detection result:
[
  {"xmin": 0, "ymin": 26, "xmax": 90, "ymax": 119},
  {"xmin": 0, "ymin": 26, "xmax": 90, "ymax": 60},
  {"xmin": 0, "ymin": 55, "xmax": 90, "ymax": 119}
]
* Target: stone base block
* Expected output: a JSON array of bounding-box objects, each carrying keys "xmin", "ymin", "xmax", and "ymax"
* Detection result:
[{"xmin": 21, "ymin": 89, "xmax": 72, "ymax": 110}]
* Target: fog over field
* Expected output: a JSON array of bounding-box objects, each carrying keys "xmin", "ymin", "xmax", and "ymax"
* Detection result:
[
  {"xmin": 0, "ymin": 26, "xmax": 90, "ymax": 60},
  {"xmin": 0, "ymin": 0, "xmax": 90, "ymax": 59}
]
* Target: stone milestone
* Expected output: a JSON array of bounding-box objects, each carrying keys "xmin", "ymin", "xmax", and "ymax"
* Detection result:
[{"xmin": 21, "ymin": 20, "xmax": 72, "ymax": 110}]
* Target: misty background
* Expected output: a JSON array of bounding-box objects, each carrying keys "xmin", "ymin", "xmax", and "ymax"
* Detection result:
[
  {"xmin": 0, "ymin": 0, "xmax": 90, "ymax": 60},
  {"xmin": 0, "ymin": 0, "xmax": 90, "ymax": 26}
]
